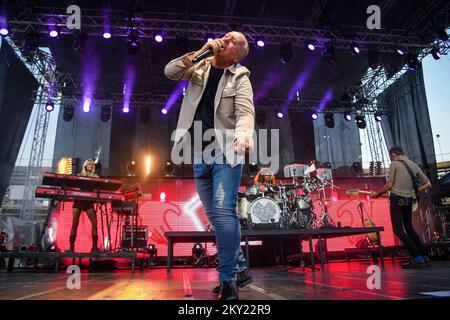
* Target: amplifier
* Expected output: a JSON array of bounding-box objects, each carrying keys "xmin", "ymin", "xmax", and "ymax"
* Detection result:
[{"xmin": 121, "ymin": 225, "xmax": 148, "ymax": 248}]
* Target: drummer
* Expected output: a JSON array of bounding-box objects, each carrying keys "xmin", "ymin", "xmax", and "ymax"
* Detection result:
[{"xmin": 253, "ymin": 167, "xmax": 277, "ymax": 193}]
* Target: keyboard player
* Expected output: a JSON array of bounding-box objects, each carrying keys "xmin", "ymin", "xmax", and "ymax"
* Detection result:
[{"xmin": 66, "ymin": 159, "xmax": 100, "ymax": 253}]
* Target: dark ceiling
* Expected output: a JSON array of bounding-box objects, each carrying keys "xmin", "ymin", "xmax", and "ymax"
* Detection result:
[{"xmin": 5, "ymin": 0, "xmax": 450, "ymax": 110}]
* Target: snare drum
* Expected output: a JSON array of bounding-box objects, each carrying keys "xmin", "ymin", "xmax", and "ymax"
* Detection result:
[{"xmin": 248, "ymin": 197, "xmax": 281, "ymax": 229}]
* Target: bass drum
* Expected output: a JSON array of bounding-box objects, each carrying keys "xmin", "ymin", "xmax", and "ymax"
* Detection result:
[{"xmin": 248, "ymin": 197, "xmax": 281, "ymax": 230}]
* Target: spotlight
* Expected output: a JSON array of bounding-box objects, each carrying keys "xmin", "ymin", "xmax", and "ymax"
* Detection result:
[
  {"xmin": 192, "ymin": 243, "xmax": 204, "ymax": 257},
  {"xmin": 355, "ymin": 114, "xmax": 366, "ymax": 129},
  {"xmin": 63, "ymin": 105, "xmax": 74, "ymax": 122},
  {"xmin": 103, "ymin": 32, "xmax": 112, "ymax": 39},
  {"xmin": 123, "ymin": 106, "xmax": 130, "ymax": 113},
  {"xmin": 140, "ymin": 107, "xmax": 151, "ymax": 123},
  {"xmin": 374, "ymin": 112, "xmax": 382, "ymax": 122},
  {"xmin": 83, "ymin": 98, "xmax": 91, "ymax": 113},
  {"xmin": 45, "ymin": 100, "xmax": 54, "ymax": 112},
  {"xmin": 127, "ymin": 28, "xmax": 141, "ymax": 54},
  {"xmin": 322, "ymin": 42, "xmax": 336, "ymax": 64},
  {"xmin": 324, "ymin": 112, "xmax": 335, "ymax": 128},
  {"xmin": 0, "ymin": 27, "xmax": 9, "ymax": 36},
  {"xmin": 277, "ymin": 111, "xmax": 284, "ymax": 118},
  {"xmin": 147, "ymin": 244, "xmax": 157, "ymax": 257},
  {"xmin": 311, "ymin": 112, "xmax": 318, "ymax": 120},
  {"xmin": 256, "ymin": 39, "xmax": 265, "ymax": 48},
  {"xmin": 395, "ymin": 47, "xmax": 405, "ymax": 56},
  {"xmin": 49, "ymin": 24, "xmax": 59, "ymax": 38},
  {"xmin": 164, "ymin": 161, "xmax": 175, "ymax": 177},
  {"xmin": 161, "ymin": 108, "xmax": 168, "ymax": 115},
  {"xmin": 305, "ymin": 39, "xmax": 315, "ymax": 51},
  {"xmin": 350, "ymin": 42, "xmax": 360, "ymax": 55},
  {"xmin": 160, "ymin": 192, "xmax": 166, "ymax": 202},
  {"xmin": 72, "ymin": 32, "xmax": 86, "ymax": 54},
  {"xmin": 100, "ymin": 105, "xmax": 111, "ymax": 122},
  {"xmin": 154, "ymin": 33, "xmax": 163, "ymax": 43},
  {"xmin": 248, "ymin": 162, "xmax": 259, "ymax": 177},
  {"xmin": 344, "ymin": 112, "xmax": 352, "ymax": 121},
  {"xmin": 431, "ymin": 46, "xmax": 441, "ymax": 60},
  {"xmin": 279, "ymin": 42, "xmax": 293, "ymax": 64},
  {"xmin": 126, "ymin": 160, "xmax": 136, "ymax": 176},
  {"xmin": 368, "ymin": 49, "xmax": 379, "ymax": 70},
  {"xmin": 406, "ymin": 53, "xmax": 419, "ymax": 71}
]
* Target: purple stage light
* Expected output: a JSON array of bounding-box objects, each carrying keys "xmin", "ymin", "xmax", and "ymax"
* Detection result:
[
  {"xmin": 350, "ymin": 42, "xmax": 360, "ymax": 55},
  {"xmin": 49, "ymin": 30, "xmax": 58, "ymax": 38},
  {"xmin": 396, "ymin": 48, "xmax": 405, "ymax": 55},
  {"xmin": 305, "ymin": 39, "xmax": 315, "ymax": 51},
  {"xmin": 45, "ymin": 100, "xmax": 54, "ymax": 112},
  {"xmin": 0, "ymin": 27, "xmax": 8, "ymax": 36},
  {"xmin": 277, "ymin": 112, "xmax": 284, "ymax": 118},
  {"xmin": 344, "ymin": 113, "xmax": 352, "ymax": 121},
  {"xmin": 123, "ymin": 106, "xmax": 130, "ymax": 113},
  {"xmin": 374, "ymin": 112, "xmax": 382, "ymax": 122},
  {"xmin": 256, "ymin": 40, "xmax": 265, "ymax": 48},
  {"xmin": 154, "ymin": 34, "xmax": 163, "ymax": 43},
  {"xmin": 83, "ymin": 98, "xmax": 91, "ymax": 113},
  {"xmin": 161, "ymin": 108, "xmax": 168, "ymax": 115},
  {"xmin": 103, "ymin": 32, "xmax": 111, "ymax": 39},
  {"xmin": 307, "ymin": 43, "xmax": 315, "ymax": 51},
  {"xmin": 311, "ymin": 112, "xmax": 318, "ymax": 120}
]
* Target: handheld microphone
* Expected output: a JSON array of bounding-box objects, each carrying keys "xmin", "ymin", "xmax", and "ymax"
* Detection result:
[{"xmin": 192, "ymin": 48, "xmax": 214, "ymax": 64}]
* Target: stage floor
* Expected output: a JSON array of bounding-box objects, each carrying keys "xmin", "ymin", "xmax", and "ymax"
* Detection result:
[{"xmin": 1, "ymin": 259, "xmax": 450, "ymax": 300}]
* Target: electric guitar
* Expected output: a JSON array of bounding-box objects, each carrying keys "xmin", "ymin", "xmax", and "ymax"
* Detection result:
[{"xmin": 346, "ymin": 189, "xmax": 418, "ymax": 212}]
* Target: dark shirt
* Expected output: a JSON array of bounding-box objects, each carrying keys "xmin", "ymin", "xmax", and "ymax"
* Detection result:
[{"xmin": 190, "ymin": 65, "xmax": 224, "ymax": 151}]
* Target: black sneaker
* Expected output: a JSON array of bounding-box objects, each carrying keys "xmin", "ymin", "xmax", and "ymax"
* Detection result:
[
  {"xmin": 212, "ymin": 270, "xmax": 253, "ymax": 294},
  {"xmin": 218, "ymin": 280, "xmax": 239, "ymax": 300}
]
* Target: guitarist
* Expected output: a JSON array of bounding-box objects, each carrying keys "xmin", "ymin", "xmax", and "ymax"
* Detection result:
[{"xmin": 371, "ymin": 146, "xmax": 431, "ymax": 269}]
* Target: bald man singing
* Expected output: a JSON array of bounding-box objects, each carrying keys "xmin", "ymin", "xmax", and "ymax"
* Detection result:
[{"xmin": 165, "ymin": 31, "xmax": 255, "ymax": 300}]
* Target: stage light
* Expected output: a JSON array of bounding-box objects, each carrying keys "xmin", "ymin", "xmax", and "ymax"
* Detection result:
[
  {"xmin": 431, "ymin": 46, "xmax": 441, "ymax": 60},
  {"xmin": 49, "ymin": 24, "xmax": 59, "ymax": 38},
  {"xmin": 147, "ymin": 244, "xmax": 157, "ymax": 257},
  {"xmin": 192, "ymin": 243, "xmax": 204, "ymax": 257},
  {"xmin": 355, "ymin": 114, "xmax": 366, "ymax": 129},
  {"xmin": 350, "ymin": 42, "xmax": 360, "ymax": 55},
  {"xmin": 100, "ymin": 105, "xmax": 111, "ymax": 122},
  {"xmin": 127, "ymin": 160, "xmax": 136, "ymax": 176},
  {"xmin": 395, "ymin": 47, "xmax": 405, "ymax": 56},
  {"xmin": 127, "ymin": 28, "xmax": 141, "ymax": 54},
  {"xmin": 305, "ymin": 39, "xmax": 315, "ymax": 51},
  {"xmin": 322, "ymin": 42, "xmax": 336, "ymax": 64},
  {"xmin": 311, "ymin": 112, "xmax": 318, "ymax": 120},
  {"xmin": 161, "ymin": 107, "xmax": 168, "ymax": 115},
  {"xmin": 368, "ymin": 49, "xmax": 379, "ymax": 70},
  {"xmin": 279, "ymin": 42, "xmax": 293, "ymax": 64},
  {"xmin": 374, "ymin": 112, "xmax": 382, "ymax": 122},
  {"xmin": 45, "ymin": 100, "xmax": 54, "ymax": 112},
  {"xmin": 154, "ymin": 34, "xmax": 163, "ymax": 43},
  {"xmin": 160, "ymin": 192, "xmax": 166, "ymax": 202},
  {"xmin": 344, "ymin": 112, "xmax": 352, "ymax": 121},
  {"xmin": 0, "ymin": 27, "xmax": 9, "ymax": 36},
  {"xmin": 72, "ymin": 32, "xmax": 86, "ymax": 54},
  {"xmin": 123, "ymin": 106, "xmax": 130, "ymax": 113},
  {"xmin": 140, "ymin": 107, "xmax": 151, "ymax": 123},
  {"xmin": 406, "ymin": 53, "xmax": 419, "ymax": 71},
  {"xmin": 324, "ymin": 112, "xmax": 335, "ymax": 128},
  {"xmin": 277, "ymin": 111, "xmax": 284, "ymax": 118},
  {"xmin": 256, "ymin": 39, "xmax": 265, "ymax": 48},
  {"xmin": 63, "ymin": 105, "xmax": 74, "ymax": 121},
  {"xmin": 146, "ymin": 155, "xmax": 152, "ymax": 176},
  {"xmin": 248, "ymin": 162, "xmax": 259, "ymax": 177},
  {"xmin": 164, "ymin": 161, "xmax": 175, "ymax": 177},
  {"xmin": 103, "ymin": 32, "xmax": 112, "ymax": 39},
  {"xmin": 83, "ymin": 98, "xmax": 91, "ymax": 113}
]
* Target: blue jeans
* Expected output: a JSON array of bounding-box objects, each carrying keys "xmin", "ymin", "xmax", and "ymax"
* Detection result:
[{"xmin": 194, "ymin": 159, "xmax": 247, "ymax": 281}]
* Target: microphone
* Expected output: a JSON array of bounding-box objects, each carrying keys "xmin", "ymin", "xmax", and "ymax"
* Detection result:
[{"xmin": 191, "ymin": 48, "xmax": 213, "ymax": 64}]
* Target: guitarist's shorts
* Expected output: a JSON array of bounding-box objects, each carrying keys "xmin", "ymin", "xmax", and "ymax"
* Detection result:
[{"xmin": 390, "ymin": 194, "xmax": 414, "ymax": 207}]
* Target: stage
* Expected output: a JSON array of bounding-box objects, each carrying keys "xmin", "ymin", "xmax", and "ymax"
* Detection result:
[{"xmin": 1, "ymin": 260, "xmax": 449, "ymax": 300}]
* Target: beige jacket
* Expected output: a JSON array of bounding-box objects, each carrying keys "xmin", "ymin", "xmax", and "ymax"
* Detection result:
[{"xmin": 164, "ymin": 52, "xmax": 255, "ymax": 167}]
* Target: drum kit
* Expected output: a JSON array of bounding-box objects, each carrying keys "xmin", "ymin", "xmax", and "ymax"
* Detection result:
[{"xmin": 238, "ymin": 163, "xmax": 338, "ymax": 230}]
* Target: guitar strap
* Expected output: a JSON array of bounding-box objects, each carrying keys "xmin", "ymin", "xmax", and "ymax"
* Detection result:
[{"xmin": 398, "ymin": 160, "xmax": 419, "ymax": 196}]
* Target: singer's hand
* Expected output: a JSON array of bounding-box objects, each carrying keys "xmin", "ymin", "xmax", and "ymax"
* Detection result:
[
  {"xmin": 233, "ymin": 137, "xmax": 249, "ymax": 155},
  {"xmin": 199, "ymin": 38, "xmax": 227, "ymax": 55}
]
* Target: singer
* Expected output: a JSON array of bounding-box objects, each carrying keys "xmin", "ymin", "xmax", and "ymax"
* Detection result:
[{"xmin": 164, "ymin": 31, "xmax": 255, "ymax": 300}]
